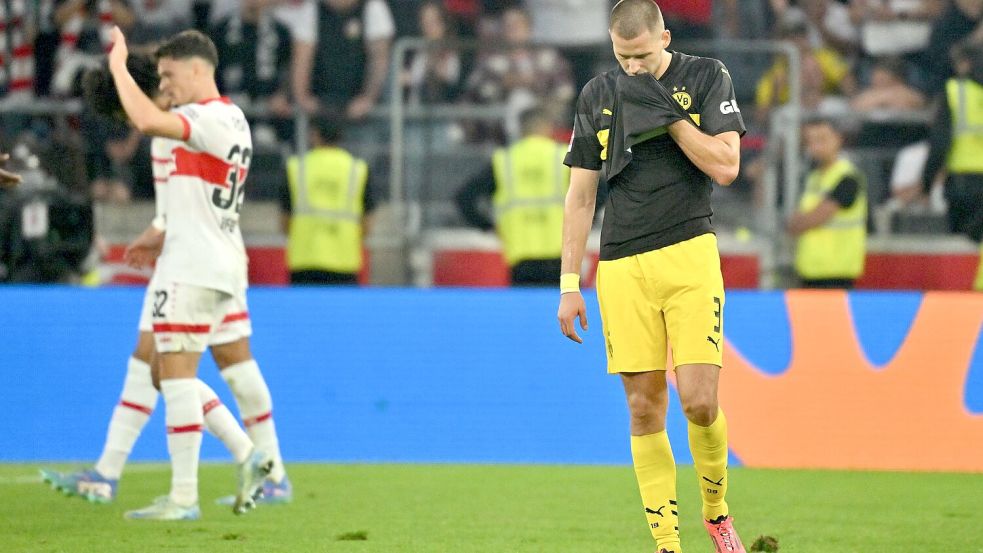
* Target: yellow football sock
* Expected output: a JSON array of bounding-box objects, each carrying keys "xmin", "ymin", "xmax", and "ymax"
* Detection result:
[
  {"xmin": 974, "ymin": 245, "xmax": 983, "ymax": 291},
  {"xmin": 688, "ymin": 408, "xmax": 730, "ymax": 522},
  {"xmin": 631, "ymin": 431, "xmax": 681, "ymax": 552}
]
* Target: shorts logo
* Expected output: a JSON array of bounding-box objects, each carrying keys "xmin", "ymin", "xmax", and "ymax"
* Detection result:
[
  {"xmin": 707, "ymin": 336, "xmax": 721, "ymax": 352},
  {"xmin": 671, "ymin": 86, "xmax": 692, "ymax": 110}
]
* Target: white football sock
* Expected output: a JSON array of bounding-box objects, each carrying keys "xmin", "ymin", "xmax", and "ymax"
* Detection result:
[
  {"xmin": 161, "ymin": 378, "xmax": 203, "ymax": 506},
  {"xmin": 198, "ymin": 380, "xmax": 252, "ymax": 463},
  {"xmin": 221, "ymin": 360, "xmax": 285, "ymax": 482},
  {"xmin": 94, "ymin": 357, "xmax": 158, "ymax": 480}
]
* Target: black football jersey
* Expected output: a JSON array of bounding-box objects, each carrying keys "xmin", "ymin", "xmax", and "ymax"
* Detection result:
[{"xmin": 564, "ymin": 50, "xmax": 746, "ymax": 261}]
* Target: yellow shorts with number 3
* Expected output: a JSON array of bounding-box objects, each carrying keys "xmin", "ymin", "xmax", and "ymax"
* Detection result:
[{"xmin": 596, "ymin": 233, "xmax": 725, "ymax": 373}]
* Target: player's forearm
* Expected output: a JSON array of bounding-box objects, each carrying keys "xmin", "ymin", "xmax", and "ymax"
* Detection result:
[
  {"xmin": 668, "ymin": 122, "xmax": 740, "ymax": 185},
  {"xmin": 561, "ymin": 169, "xmax": 599, "ymax": 275}
]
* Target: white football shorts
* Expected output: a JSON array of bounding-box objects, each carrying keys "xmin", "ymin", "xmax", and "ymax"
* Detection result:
[{"xmin": 142, "ymin": 278, "xmax": 252, "ymax": 353}]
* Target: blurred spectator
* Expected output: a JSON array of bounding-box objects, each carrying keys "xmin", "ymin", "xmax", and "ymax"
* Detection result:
[
  {"xmin": 787, "ymin": 117, "xmax": 867, "ymax": 288},
  {"xmin": 849, "ymin": 0, "xmax": 942, "ymax": 57},
  {"xmin": 206, "ymin": 0, "xmax": 320, "ymax": 116},
  {"xmin": 716, "ymin": 0, "xmax": 776, "ymax": 40},
  {"xmin": 401, "ymin": 1, "xmax": 461, "ymax": 105},
  {"xmin": 454, "ymin": 106, "xmax": 569, "ymax": 286},
  {"xmin": 0, "ymin": 134, "xmax": 93, "ymax": 283},
  {"xmin": 304, "ymin": 0, "xmax": 396, "ymax": 119},
  {"xmin": 770, "ymin": 0, "xmax": 859, "ymax": 55},
  {"xmin": 918, "ymin": 0, "xmax": 982, "ymax": 93},
  {"xmin": 127, "ymin": 0, "xmax": 193, "ymax": 45},
  {"xmin": 885, "ymin": 140, "xmax": 945, "ymax": 211},
  {"xmin": 280, "ymin": 114, "xmax": 377, "ymax": 284},
  {"xmin": 849, "ymin": 56, "xmax": 925, "ymax": 112},
  {"xmin": 49, "ymin": 0, "xmax": 134, "ymax": 96},
  {"xmin": 443, "ymin": 0, "xmax": 481, "ymax": 37},
  {"xmin": 211, "ymin": 0, "xmax": 293, "ymax": 108},
  {"xmin": 657, "ymin": 0, "xmax": 714, "ymax": 39},
  {"xmin": 918, "ymin": 40, "xmax": 983, "ymax": 290},
  {"xmin": 527, "ymin": 0, "xmax": 609, "ymax": 88},
  {"xmin": 755, "ymin": 11, "xmax": 856, "ymax": 121},
  {"xmin": 0, "ymin": 1, "xmax": 38, "ymax": 101},
  {"xmin": 0, "ymin": 152, "xmax": 23, "ymax": 187},
  {"xmin": 462, "ymin": 5, "xmax": 574, "ymax": 142}
]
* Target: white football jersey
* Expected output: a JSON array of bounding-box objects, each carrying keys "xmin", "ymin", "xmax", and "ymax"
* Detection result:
[
  {"xmin": 155, "ymin": 98, "xmax": 251, "ymax": 295},
  {"xmin": 150, "ymin": 136, "xmax": 177, "ymax": 231}
]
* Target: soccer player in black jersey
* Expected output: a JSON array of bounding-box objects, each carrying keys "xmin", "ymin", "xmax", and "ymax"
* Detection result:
[{"xmin": 556, "ymin": 1, "xmax": 747, "ymax": 552}]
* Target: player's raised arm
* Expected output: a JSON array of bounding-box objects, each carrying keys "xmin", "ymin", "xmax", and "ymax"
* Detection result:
[
  {"xmin": 667, "ymin": 124, "xmax": 741, "ymax": 185},
  {"xmin": 107, "ymin": 27, "xmax": 186, "ymax": 141},
  {"xmin": 667, "ymin": 60, "xmax": 745, "ymax": 185},
  {"xmin": 557, "ymin": 167, "xmax": 599, "ymax": 344}
]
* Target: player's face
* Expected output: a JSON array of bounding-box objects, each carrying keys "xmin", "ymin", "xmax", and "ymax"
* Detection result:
[
  {"xmin": 157, "ymin": 57, "xmax": 197, "ymax": 106},
  {"xmin": 804, "ymin": 123, "xmax": 842, "ymax": 164},
  {"xmin": 611, "ymin": 27, "xmax": 671, "ymax": 76}
]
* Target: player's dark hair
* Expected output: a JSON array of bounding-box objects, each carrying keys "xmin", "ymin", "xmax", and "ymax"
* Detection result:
[
  {"xmin": 156, "ymin": 30, "xmax": 219, "ymax": 68},
  {"xmin": 610, "ymin": 0, "xmax": 664, "ymax": 39},
  {"xmin": 81, "ymin": 50, "xmax": 161, "ymax": 119}
]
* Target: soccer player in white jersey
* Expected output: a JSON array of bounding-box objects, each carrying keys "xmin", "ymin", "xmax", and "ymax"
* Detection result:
[
  {"xmin": 106, "ymin": 28, "xmax": 288, "ymax": 520},
  {"xmin": 40, "ymin": 52, "xmax": 289, "ymax": 513}
]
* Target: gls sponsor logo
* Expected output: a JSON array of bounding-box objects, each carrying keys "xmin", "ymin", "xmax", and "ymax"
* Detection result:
[{"xmin": 720, "ymin": 99, "xmax": 741, "ymax": 114}]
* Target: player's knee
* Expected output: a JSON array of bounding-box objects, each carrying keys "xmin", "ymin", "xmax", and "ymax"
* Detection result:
[
  {"xmin": 625, "ymin": 391, "xmax": 666, "ymax": 430},
  {"xmin": 211, "ymin": 343, "xmax": 250, "ymax": 369},
  {"xmin": 682, "ymin": 397, "xmax": 718, "ymax": 427}
]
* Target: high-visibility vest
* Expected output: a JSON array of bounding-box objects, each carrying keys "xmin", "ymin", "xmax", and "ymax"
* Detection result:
[
  {"xmin": 795, "ymin": 158, "xmax": 867, "ymax": 280},
  {"xmin": 946, "ymin": 78, "xmax": 983, "ymax": 174},
  {"xmin": 491, "ymin": 136, "xmax": 570, "ymax": 266},
  {"xmin": 286, "ymin": 147, "xmax": 368, "ymax": 273}
]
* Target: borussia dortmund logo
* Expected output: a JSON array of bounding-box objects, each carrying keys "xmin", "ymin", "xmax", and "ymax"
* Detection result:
[{"xmin": 672, "ymin": 85, "xmax": 692, "ymax": 110}]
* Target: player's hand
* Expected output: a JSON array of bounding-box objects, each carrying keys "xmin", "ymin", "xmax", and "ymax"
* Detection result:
[
  {"xmin": 108, "ymin": 26, "xmax": 129, "ymax": 71},
  {"xmin": 558, "ymin": 292, "xmax": 588, "ymax": 344},
  {"xmin": 0, "ymin": 153, "xmax": 21, "ymax": 187},
  {"xmin": 124, "ymin": 226, "xmax": 165, "ymax": 269}
]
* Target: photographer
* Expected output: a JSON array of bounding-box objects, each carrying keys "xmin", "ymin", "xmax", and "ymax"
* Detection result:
[{"xmin": 0, "ymin": 137, "xmax": 93, "ymax": 283}]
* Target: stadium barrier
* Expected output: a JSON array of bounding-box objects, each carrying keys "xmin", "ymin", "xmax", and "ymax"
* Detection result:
[{"xmin": 2, "ymin": 287, "xmax": 980, "ymax": 471}]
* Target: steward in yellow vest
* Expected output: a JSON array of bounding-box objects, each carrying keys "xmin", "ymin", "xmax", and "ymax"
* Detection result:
[
  {"xmin": 455, "ymin": 107, "xmax": 570, "ymax": 285},
  {"xmin": 919, "ymin": 41, "xmax": 983, "ymax": 290},
  {"xmin": 787, "ymin": 118, "xmax": 867, "ymax": 288},
  {"xmin": 280, "ymin": 115, "xmax": 374, "ymax": 285}
]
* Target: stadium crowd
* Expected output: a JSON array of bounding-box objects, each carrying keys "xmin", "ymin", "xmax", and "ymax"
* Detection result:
[{"xmin": 0, "ymin": 0, "xmax": 980, "ymax": 285}]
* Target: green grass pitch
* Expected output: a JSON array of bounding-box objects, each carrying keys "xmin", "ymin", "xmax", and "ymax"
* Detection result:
[{"xmin": 4, "ymin": 464, "xmax": 982, "ymax": 552}]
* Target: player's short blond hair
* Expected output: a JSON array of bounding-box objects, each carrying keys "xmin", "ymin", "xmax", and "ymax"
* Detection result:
[{"xmin": 610, "ymin": 0, "xmax": 664, "ymax": 39}]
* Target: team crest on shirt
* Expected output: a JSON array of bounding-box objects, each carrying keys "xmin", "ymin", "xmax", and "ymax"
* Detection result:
[{"xmin": 672, "ymin": 86, "xmax": 692, "ymax": 110}]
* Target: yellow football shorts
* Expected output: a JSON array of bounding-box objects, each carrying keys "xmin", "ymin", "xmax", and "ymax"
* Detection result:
[{"xmin": 596, "ymin": 233, "xmax": 725, "ymax": 373}]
